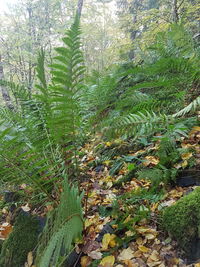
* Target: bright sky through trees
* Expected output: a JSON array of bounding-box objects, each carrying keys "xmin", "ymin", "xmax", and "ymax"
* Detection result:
[{"xmin": 0, "ymin": 0, "xmax": 19, "ymax": 13}]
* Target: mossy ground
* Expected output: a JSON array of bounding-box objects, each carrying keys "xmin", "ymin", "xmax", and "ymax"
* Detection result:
[
  {"xmin": 163, "ymin": 187, "xmax": 200, "ymax": 254},
  {"xmin": 0, "ymin": 212, "xmax": 40, "ymax": 267}
]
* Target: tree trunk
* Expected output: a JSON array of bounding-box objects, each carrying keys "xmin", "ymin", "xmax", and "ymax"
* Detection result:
[
  {"xmin": 172, "ymin": 0, "xmax": 179, "ymax": 23},
  {"xmin": 0, "ymin": 55, "xmax": 13, "ymax": 109},
  {"xmin": 77, "ymin": 0, "xmax": 84, "ymax": 17}
]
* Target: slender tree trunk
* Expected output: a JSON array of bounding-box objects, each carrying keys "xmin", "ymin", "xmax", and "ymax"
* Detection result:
[
  {"xmin": 77, "ymin": 0, "xmax": 84, "ymax": 17},
  {"xmin": 172, "ymin": 0, "xmax": 179, "ymax": 23},
  {"xmin": 0, "ymin": 55, "xmax": 13, "ymax": 109}
]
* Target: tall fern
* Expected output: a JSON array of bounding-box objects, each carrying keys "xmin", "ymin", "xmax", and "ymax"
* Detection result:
[{"xmin": 0, "ymin": 15, "xmax": 85, "ymax": 267}]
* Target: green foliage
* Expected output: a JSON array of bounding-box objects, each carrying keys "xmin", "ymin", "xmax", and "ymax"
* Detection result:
[
  {"xmin": 0, "ymin": 213, "xmax": 40, "ymax": 267},
  {"xmin": 36, "ymin": 180, "xmax": 83, "ymax": 267},
  {"xmin": 0, "ymin": 15, "xmax": 85, "ymax": 266},
  {"xmin": 162, "ymin": 188, "xmax": 200, "ymax": 252},
  {"xmin": 137, "ymin": 167, "xmax": 178, "ymax": 188},
  {"xmin": 87, "ymin": 25, "xmax": 199, "ymax": 141}
]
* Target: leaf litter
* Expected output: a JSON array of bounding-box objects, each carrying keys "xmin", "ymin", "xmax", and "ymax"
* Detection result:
[{"xmin": 1, "ymin": 127, "xmax": 200, "ymax": 266}]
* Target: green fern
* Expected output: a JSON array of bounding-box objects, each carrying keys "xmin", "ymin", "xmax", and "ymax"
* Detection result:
[
  {"xmin": 0, "ymin": 15, "xmax": 85, "ymax": 267},
  {"xmin": 173, "ymin": 95, "xmax": 200, "ymax": 117},
  {"xmin": 105, "ymin": 111, "xmax": 171, "ymax": 139},
  {"xmin": 36, "ymin": 180, "xmax": 83, "ymax": 267}
]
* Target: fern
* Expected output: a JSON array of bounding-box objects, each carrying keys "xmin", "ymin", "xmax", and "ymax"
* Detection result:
[
  {"xmin": 173, "ymin": 95, "xmax": 200, "ymax": 117},
  {"xmin": 36, "ymin": 180, "xmax": 83, "ymax": 267},
  {"xmin": 33, "ymin": 15, "xmax": 85, "ymax": 266},
  {"xmin": 0, "ymin": 15, "xmax": 85, "ymax": 266},
  {"xmin": 105, "ymin": 111, "xmax": 171, "ymax": 139}
]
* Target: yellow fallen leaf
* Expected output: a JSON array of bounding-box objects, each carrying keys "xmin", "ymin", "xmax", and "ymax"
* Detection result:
[
  {"xmin": 118, "ymin": 247, "xmax": 134, "ymax": 261},
  {"xmin": 102, "ymin": 233, "xmax": 116, "ymax": 250},
  {"xmin": 194, "ymin": 263, "xmax": 200, "ymax": 267},
  {"xmin": 143, "ymin": 156, "xmax": 159, "ymax": 166},
  {"xmin": 27, "ymin": 251, "xmax": 33, "ymax": 266},
  {"xmin": 105, "ymin": 142, "xmax": 112, "ymax": 147},
  {"xmin": 136, "ymin": 226, "xmax": 150, "ymax": 233},
  {"xmin": 100, "ymin": 255, "xmax": 115, "ymax": 266},
  {"xmin": 123, "ymin": 215, "xmax": 132, "ymax": 224},
  {"xmin": 81, "ymin": 256, "xmax": 91, "ymax": 267},
  {"xmin": 181, "ymin": 152, "xmax": 193, "ymax": 160},
  {"xmin": 138, "ymin": 245, "xmax": 149, "ymax": 253},
  {"xmin": 181, "ymin": 160, "xmax": 188, "ymax": 168},
  {"xmin": 103, "ymin": 160, "xmax": 112, "ymax": 166},
  {"xmin": 84, "ymin": 219, "xmax": 93, "ymax": 228}
]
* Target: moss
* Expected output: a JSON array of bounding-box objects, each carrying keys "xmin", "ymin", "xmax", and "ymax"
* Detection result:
[
  {"xmin": 162, "ymin": 187, "xmax": 200, "ymax": 253},
  {"xmin": 0, "ymin": 212, "xmax": 40, "ymax": 267}
]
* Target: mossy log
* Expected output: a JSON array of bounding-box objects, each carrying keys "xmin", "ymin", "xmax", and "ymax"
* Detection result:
[
  {"xmin": 0, "ymin": 211, "xmax": 40, "ymax": 267},
  {"xmin": 163, "ymin": 187, "xmax": 200, "ymax": 254}
]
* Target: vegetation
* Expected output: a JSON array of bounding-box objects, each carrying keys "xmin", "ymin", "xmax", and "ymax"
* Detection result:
[{"xmin": 0, "ymin": 0, "xmax": 199, "ymax": 266}]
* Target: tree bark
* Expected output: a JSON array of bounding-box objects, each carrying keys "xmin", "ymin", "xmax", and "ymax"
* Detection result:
[
  {"xmin": 77, "ymin": 0, "xmax": 84, "ymax": 17},
  {"xmin": 0, "ymin": 55, "xmax": 13, "ymax": 109},
  {"xmin": 172, "ymin": 0, "xmax": 179, "ymax": 23}
]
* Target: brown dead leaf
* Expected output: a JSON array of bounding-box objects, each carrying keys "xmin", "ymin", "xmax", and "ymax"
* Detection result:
[
  {"xmin": 0, "ymin": 223, "xmax": 12, "ymax": 240},
  {"xmin": 82, "ymin": 240, "xmax": 100, "ymax": 254}
]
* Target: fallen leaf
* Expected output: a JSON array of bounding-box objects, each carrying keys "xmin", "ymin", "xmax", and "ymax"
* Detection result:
[
  {"xmin": 27, "ymin": 251, "xmax": 33, "ymax": 266},
  {"xmin": 88, "ymin": 250, "xmax": 102, "ymax": 259},
  {"xmin": 82, "ymin": 240, "xmax": 100, "ymax": 254},
  {"xmin": 81, "ymin": 256, "xmax": 91, "ymax": 267},
  {"xmin": 105, "ymin": 142, "xmax": 112, "ymax": 147},
  {"xmin": 181, "ymin": 160, "xmax": 188, "ymax": 168},
  {"xmin": 190, "ymin": 126, "xmax": 200, "ymax": 136},
  {"xmin": 145, "ymin": 233, "xmax": 155, "ymax": 240},
  {"xmin": 21, "ymin": 204, "xmax": 31, "ymax": 212},
  {"xmin": 123, "ymin": 259, "xmax": 135, "ymax": 267},
  {"xmin": 181, "ymin": 152, "xmax": 193, "ymax": 160},
  {"xmin": 136, "ymin": 237, "xmax": 143, "ymax": 245},
  {"xmin": 143, "ymin": 156, "xmax": 159, "ymax": 166},
  {"xmin": 101, "ymin": 233, "xmax": 116, "ymax": 250},
  {"xmin": 118, "ymin": 247, "xmax": 134, "ymax": 261},
  {"xmin": 138, "ymin": 245, "xmax": 149, "ymax": 253},
  {"xmin": 100, "ymin": 255, "xmax": 115, "ymax": 266},
  {"xmin": 149, "ymin": 250, "xmax": 160, "ymax": 261},
  {"xmin": 0, "ymin": 223, "xmax": 12, "ymax": 239},
  {"xmin": 125, "ymin": 230, "xmax": 135, "ymax": 237}
]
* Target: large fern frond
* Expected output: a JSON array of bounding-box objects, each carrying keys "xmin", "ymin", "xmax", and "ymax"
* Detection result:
[
  {"xmin": 173, "ymin": 95, "xmax": 200, "ymax": 117},
  {"xmin": 105, "ymin": 111, "xmax": 170, "ymax": 139},
  {"xmin": 35, "ymin": 180, "xmax": 83, "ymax": 267}
]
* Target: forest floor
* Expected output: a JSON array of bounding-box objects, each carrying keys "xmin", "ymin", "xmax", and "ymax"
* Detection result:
[{"xmin": 1, "ymin": 127, "xmax": 200, "ymax": 267}]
